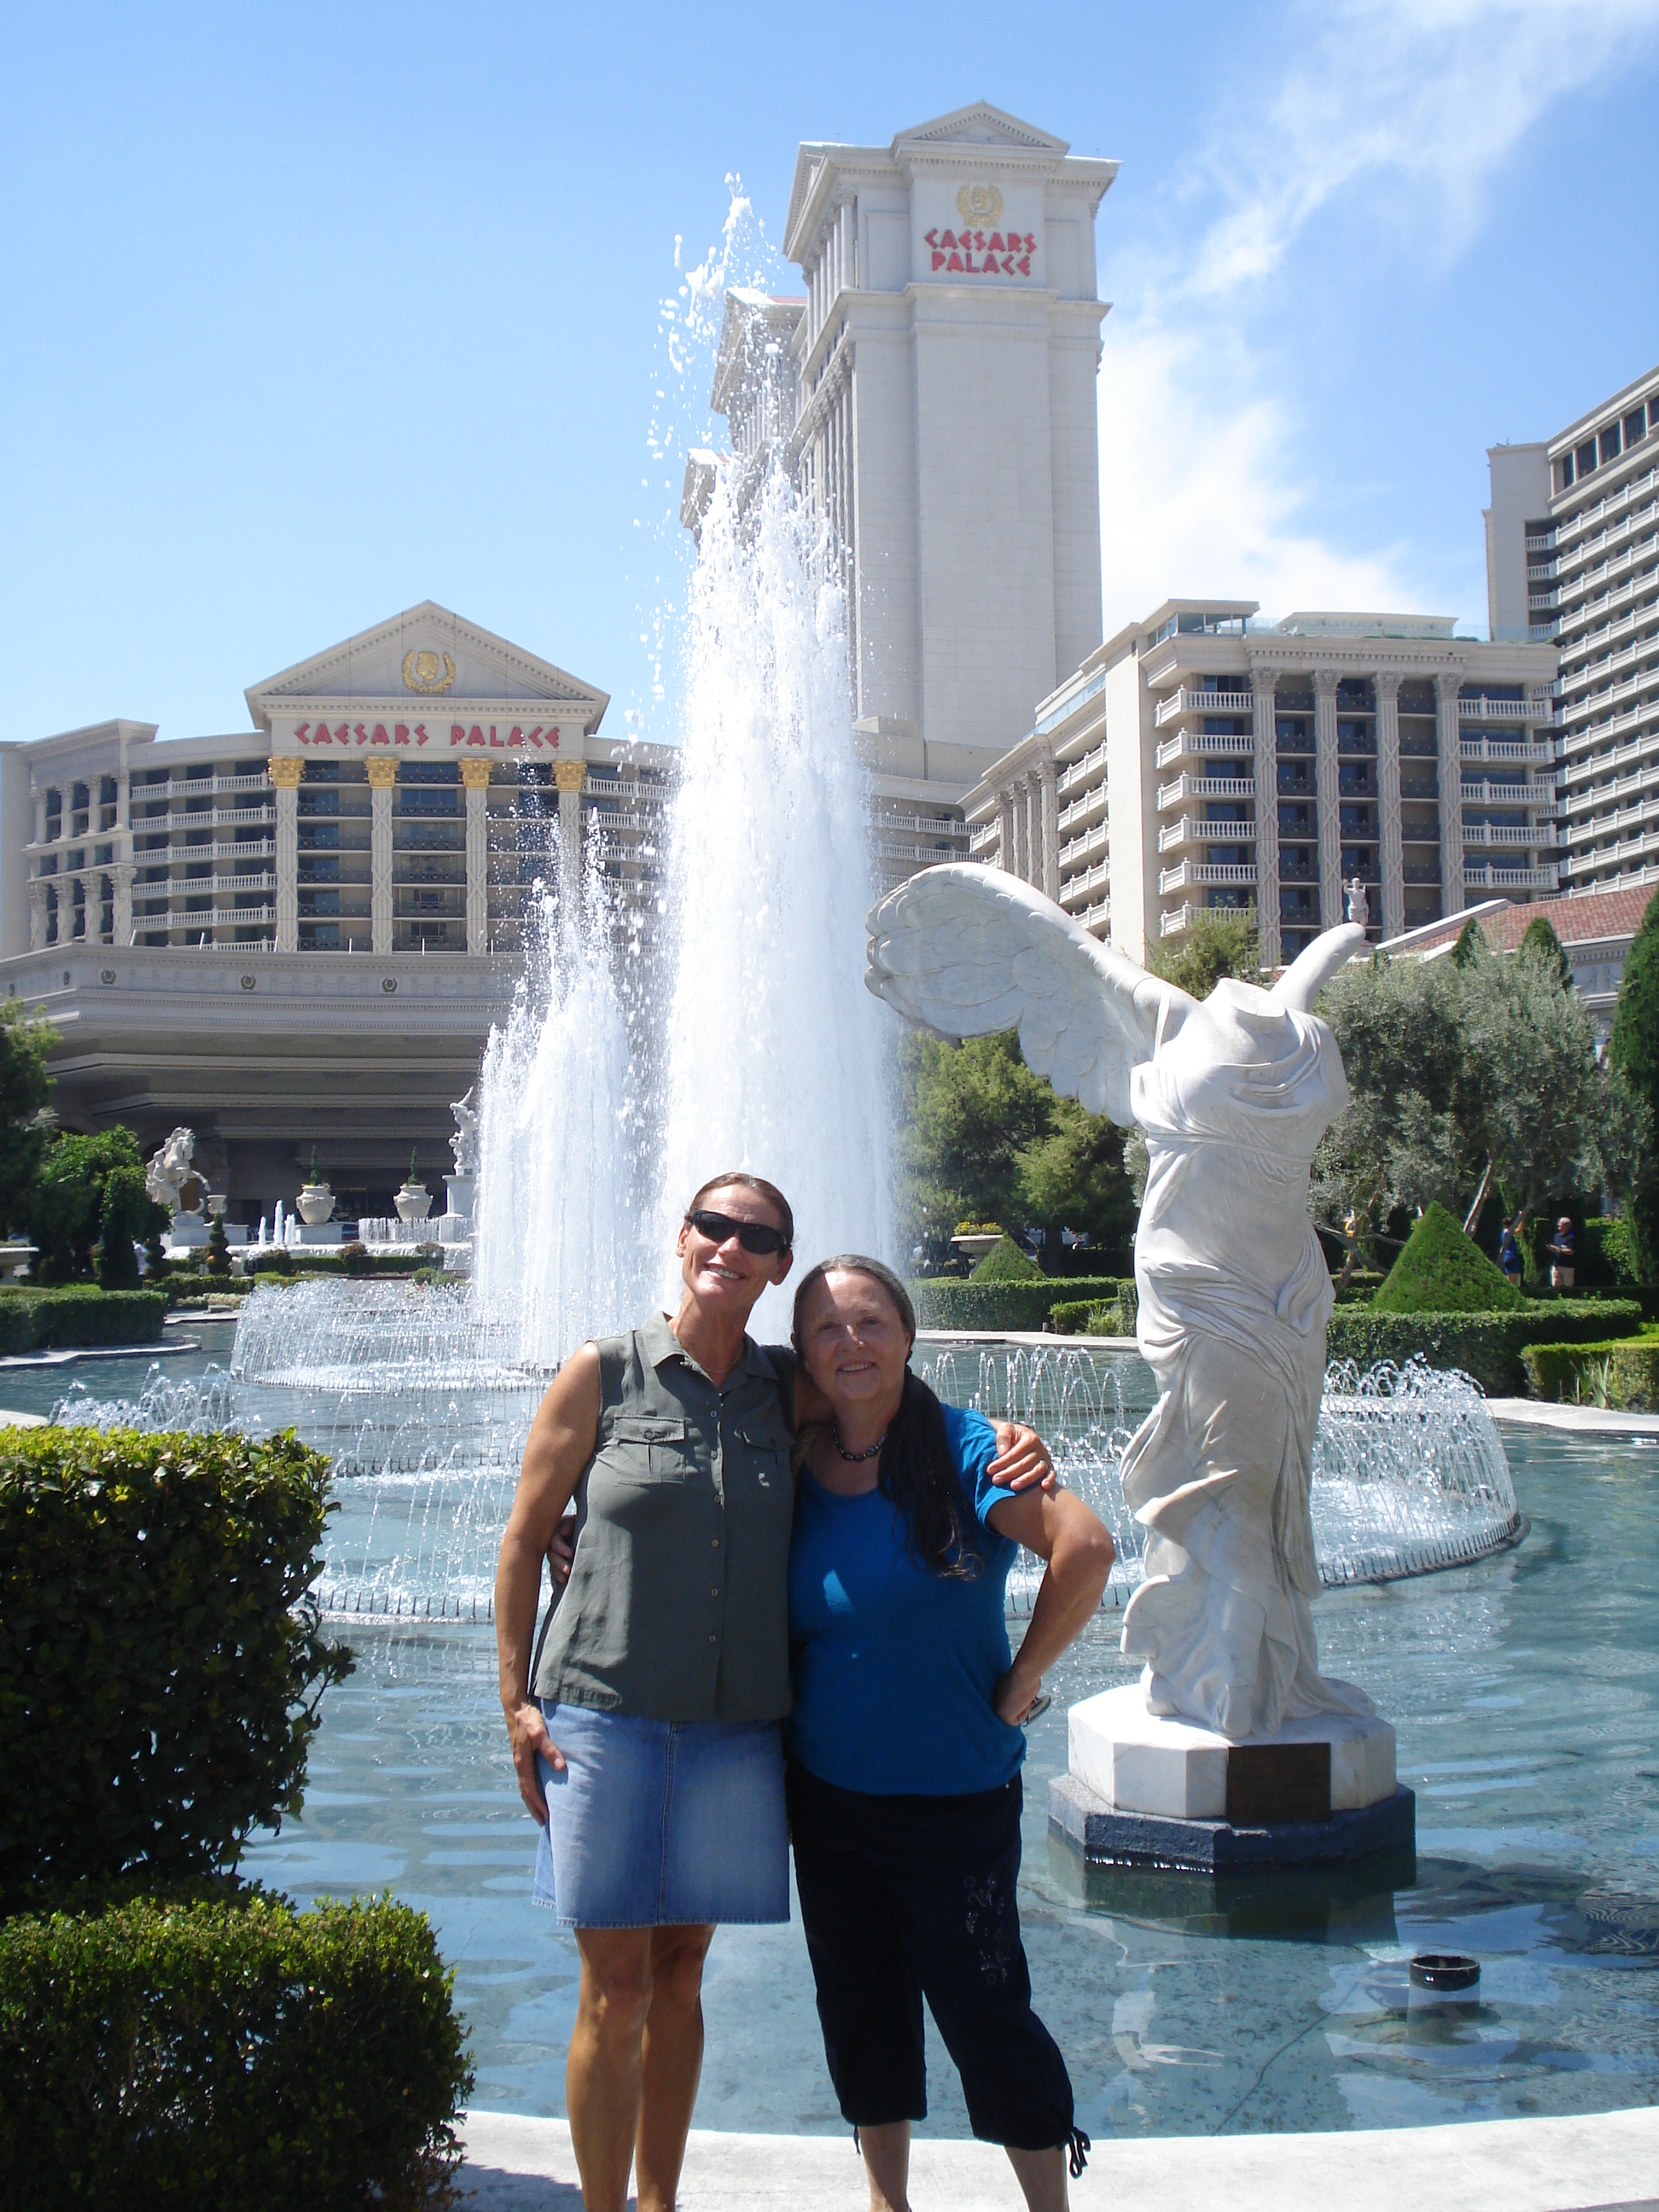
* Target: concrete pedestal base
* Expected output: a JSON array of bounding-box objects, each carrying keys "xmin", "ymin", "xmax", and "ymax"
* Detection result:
[
  {"xmin": 293, "ymin": 1222, "xmax": 343, "ymax": 1247},
  {"xmin": 1068, "ymin": 1681, "xmax": 1397, "ymax": 1822},
  {"xmin": 1049, "ymin": 1769, "xmax": 1416, "ymax": 1871}
]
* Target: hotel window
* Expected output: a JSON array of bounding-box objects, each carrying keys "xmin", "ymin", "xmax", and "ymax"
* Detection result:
[
  {"xmin": 1599, "ymin": 423, "xmax": 1623, "ymax": 469},
  {"xmin": 1626, "ymin": 405, "xmax": 1650, "ymax": 448},
  {"xmin": 1576, "ymin": 439, "xmax": 1598, "ymax": 479}
]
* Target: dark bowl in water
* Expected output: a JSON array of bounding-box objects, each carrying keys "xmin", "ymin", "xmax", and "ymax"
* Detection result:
[{"xmin": 1409, "ymin": 1951, "xmax": 1480, "ymax": 1992}]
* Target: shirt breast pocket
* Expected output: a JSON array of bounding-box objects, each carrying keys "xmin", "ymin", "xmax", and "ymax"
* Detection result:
[
  {"xmin": 730, "ymin": 1415, "xmax": 791, "ymax": 1493},
  {"xmin": 601, "ymin": 1415, "xmax": 693, "ymax": 1487}
]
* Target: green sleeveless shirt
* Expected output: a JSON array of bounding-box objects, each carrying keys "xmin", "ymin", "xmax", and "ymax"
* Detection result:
[{"xmin": 532, "ymin": 1313, "xmax": 798, "ymax": 1723}]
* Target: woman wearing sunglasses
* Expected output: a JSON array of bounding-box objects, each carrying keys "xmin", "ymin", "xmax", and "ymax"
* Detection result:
[
  {"xmin": 787, "ymin": 1254, "xmax": 1113, "ymax": 2212},
  {"xmin": 494, "ymin": 1174, "xmax": 1054, "ymax": 2212}
]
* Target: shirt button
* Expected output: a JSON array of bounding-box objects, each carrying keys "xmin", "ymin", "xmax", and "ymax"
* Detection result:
[
  {"xmin": 711, "ymin": 1586, "xmax": 719, "ymax": 1597},
  {"xmin": 707, "ymin": 1633, "xmax": 717, "ymax": 1644},
  {"xmin": 711, "ymin": 1537, "xmax": 719, "ymax": 1548}
]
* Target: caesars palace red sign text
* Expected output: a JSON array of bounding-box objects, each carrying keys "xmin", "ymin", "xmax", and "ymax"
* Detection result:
[
  {"xmin": 292, "ymin": 721, "xmax": 564, "ymax": 749},
  {"xmin": 923, "ymin": 227, "xmax": 1036, "ymax": 276}
]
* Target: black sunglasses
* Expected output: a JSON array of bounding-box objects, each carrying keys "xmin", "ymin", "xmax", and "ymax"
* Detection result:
[{"xmin": 686, "ymin": 1208, "xmax": 790, "ymax": 1256}]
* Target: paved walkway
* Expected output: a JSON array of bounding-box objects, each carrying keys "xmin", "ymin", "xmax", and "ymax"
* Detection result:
[
  {"xmin": 458, "ymin": 2106, "xmax": 1659, "ymax": 2210},
  {"xmin": 1487, "ymin": 1397, "xmax": 1659, "ymax": 1437}
]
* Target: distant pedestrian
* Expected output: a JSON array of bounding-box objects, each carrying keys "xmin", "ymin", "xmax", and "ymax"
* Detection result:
[
  {"xmin": 1547, "ymin": 1216, "xmax": 1575, "ymax": 1290},
  {"xmin": 1497, "ymin": 1218, "xmax": 1523, "ymax": 1289}
]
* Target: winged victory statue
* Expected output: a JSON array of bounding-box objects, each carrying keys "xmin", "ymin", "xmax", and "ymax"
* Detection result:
[{"xmin": 866, "ymin": 864, "xmax": 1371, "ymax": 1743}]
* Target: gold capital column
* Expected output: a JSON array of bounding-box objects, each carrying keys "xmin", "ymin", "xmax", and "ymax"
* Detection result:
[
  {"xmin": 461, "ymin": 759, "xmax": 491, "ymax": 956},
  {"xmin": 366, "ymin": 756, "xmax": 398, "ymax": 957},
  {"xmin": 554, "ymin": 759, "xmax": 585, "ymax": 902},
  {"xmin": 268, "ymin": 757, "xmax": 303, "ymax": 953}
]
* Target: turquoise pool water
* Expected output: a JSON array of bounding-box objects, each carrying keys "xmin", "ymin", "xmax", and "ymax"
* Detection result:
[
  {"xmin": 19, "ymin": 1327, "xmax": 1654, "ymax": 2141},
  {"xmin": 226, "ymin": 1415, "xmax": 1659, "ymax": 2139}
]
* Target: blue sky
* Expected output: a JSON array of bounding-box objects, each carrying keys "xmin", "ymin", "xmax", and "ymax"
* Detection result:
[{"xmin": 3, "ymin": 0, "xmax": 1656, "ymax": 749}]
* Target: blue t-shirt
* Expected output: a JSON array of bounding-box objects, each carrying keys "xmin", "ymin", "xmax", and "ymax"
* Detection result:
[{"xmin": 785, "ymin": 1402, "xmax": 1026, "ymax": 1796}]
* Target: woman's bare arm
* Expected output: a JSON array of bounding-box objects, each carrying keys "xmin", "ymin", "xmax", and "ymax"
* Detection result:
[
  {"xmin": 984, "ymin": 1487, "xmax": 1115, "ymax": 1724},
  {"xmin": 495, "ymin": 1343, "xmax": 602, "ymax": 1821}
]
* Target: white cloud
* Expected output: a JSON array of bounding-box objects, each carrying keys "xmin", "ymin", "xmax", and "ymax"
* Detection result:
[{"xmin": 1097, "ymin": 0, "xmax": 1659, "ymax": 632}]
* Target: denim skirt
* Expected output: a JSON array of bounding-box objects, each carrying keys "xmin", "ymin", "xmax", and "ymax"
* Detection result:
[{"xmin": 533, "ymin": 1701, "xmax": 789, "ymax": 1928}]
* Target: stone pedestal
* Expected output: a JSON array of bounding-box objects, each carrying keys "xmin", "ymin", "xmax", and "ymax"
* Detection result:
[
  {"xmin": 1051, "ymin": 1682, "xmax": 1413, "ymax": 1871},
  {"xmin": 294, "ymin": 1222, "xmax": 343, "ymax": 1247},
  {"xmin": 445, "ymin": 1173, "xmax": 474, "ymax": 1222}
]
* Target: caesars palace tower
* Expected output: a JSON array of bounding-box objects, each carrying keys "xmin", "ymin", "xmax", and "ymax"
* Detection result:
[{"xmin": 683, "ymin": 102, "xmax": 1118, "ymax": 885}]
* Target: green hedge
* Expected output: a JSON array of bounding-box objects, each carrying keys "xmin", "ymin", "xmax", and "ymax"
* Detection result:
[
  {"xmin": 1521, "ymin": 1336, "xmax": 1659, "ymax": 1410},
  {"xmin": 0, "ymin": 1887, "xmax": 472, "ymax": 2210},
  {"xmin": 910, "ymin": 1277, "xmax": 1126, "ymax": 1332},
  {"xmin": 0, "ymin": 1286, "xmax": 167, "ymax": 1355},
  {"xmin": 0, "ymin": 1428, "xmax": 348, "ymax": 1912},
  {"xmin": 1326, "ymin": 1298, "xmax": 1642, "ymax": 1395}
]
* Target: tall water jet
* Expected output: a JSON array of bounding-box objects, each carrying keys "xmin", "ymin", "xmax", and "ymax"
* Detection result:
[
  {"xmin": 654, "ymin": 457, "xmax": 893, "ymax": 1333},
  {"xmin": 470, "ymin": 853, "xmax": 654, "ymax": 1368}
]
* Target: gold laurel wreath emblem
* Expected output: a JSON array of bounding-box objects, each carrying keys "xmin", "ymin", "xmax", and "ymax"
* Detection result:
[
  {"xmin": 403, "ymin": 649, "xmax": 456, "ymax": 695},
  {"xmin": 956, "ymin": 182, "xmax": 1004, "ymax": 227}
]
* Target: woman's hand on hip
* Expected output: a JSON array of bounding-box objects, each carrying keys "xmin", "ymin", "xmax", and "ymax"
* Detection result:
[
  {"xmin": 505, "ymin": 1698, "xmax": 565, "ymax": 1823},
  {"xmin": 988, "ymin": 1420, "xmax": 1057, "ymax": 1494},
  {"xmin": 993, "ymin": 1664, "xmax": 1045, "ymax": 1726},
  {"xmin": 546, "ymin": 1510, "xmax": 576, "ymax": 1586}
]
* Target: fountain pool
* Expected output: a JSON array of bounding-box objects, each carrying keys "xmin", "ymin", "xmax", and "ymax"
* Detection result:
[{"xmin": 32, "ymin": 1301, "xmax": 1656, "ymax": 2135}]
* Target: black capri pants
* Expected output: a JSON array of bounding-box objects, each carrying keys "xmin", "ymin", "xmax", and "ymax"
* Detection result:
[{"xmin": 786, "ymin": 1760, "xmax": 1080, "ymax": 2158}]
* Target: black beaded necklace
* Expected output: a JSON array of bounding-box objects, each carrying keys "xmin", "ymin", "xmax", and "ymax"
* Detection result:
[{"xmin": 831, "ymin": 1421, "xmax": 886, "ymax": 1464}]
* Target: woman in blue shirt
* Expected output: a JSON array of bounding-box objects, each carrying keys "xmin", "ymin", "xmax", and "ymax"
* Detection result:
[{"xmin": 787, "ymin": 1255, "xmax": 1115, "ymax": 2212}]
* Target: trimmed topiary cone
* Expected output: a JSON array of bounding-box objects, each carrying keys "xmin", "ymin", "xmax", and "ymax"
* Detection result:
[{"xmin": 1372, "ymin": 1200, "xmax": 1522, "ymax": 1314}]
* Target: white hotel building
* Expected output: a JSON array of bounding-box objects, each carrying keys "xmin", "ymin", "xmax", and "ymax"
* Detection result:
[
  {"xmin": 1486, "ymin": 362, "xmax": 1659, "ymax": 897},
  {"xmin": 0, "ymin": 603, "xmax": 672, "ymax": 1224},
  {"xmin": 683, "ymin": 102, "xmax": 1118, "ymax": 890},
  {"xmin": 962, "ymin": 603, "xmax": 1558, "ymax": 969}
]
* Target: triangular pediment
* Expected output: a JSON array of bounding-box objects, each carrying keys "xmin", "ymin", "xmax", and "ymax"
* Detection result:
[
  {"xmin": 244, "ymin": 602, "xmax": 608, "ymax": 732},
  {"xmin": 893, "ymin": 104, "xmax": 1068, "ymax": 156}
]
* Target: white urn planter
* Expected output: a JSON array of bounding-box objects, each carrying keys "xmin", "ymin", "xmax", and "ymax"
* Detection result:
[
  {"xmin": 297, "ymin": 1183, "xmax": 335, "ymax": 1227},
  {"xmin": 393, "ymin": 1183, "xmax": 433, "ymax": 1223}
]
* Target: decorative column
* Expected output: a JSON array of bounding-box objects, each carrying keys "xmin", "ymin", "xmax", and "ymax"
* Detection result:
[
  {"xmin": 112, "ymin": 861, "xmax": 133, "ymax": 948},
  {"xmin": 1435, "ymin": 672, "xmax": 1466, "ymax": 918},
  {"xmin": 366, "ymin": 756, "xmax": 397, "ymax": 957},
  {"xmin": 32, "ymin": 790, "xmax": 45, "ymax": 849},
  {"xmin": 1022, "ymin": 777, "xmax": 1040, "ymax": 889},
  {"xmin": 1313, "ymin": 670, "xmax": 1342, "ymax": 933},
  {"xmin": 1039, "ymin": 759, "xmax": 1060, "ymax": 901},
  {"xmin": 998, "ymin": 790, "xmax": 1016, "ymax": 875},
  {"xmin": 28, "ymin": 879, "xmax": 46, "ymax": 952},
  {"xmin": 1250, "ymin": 670, "xmax": 1281, "ymax": 969},
  {"xmin": 462, "ymin": 759, "xmax": 491, "ymax": 956},
  {"xmin": 1375, "ymin": 672, "xmax": 1404, "ymax": 942},
  {"xmin": 554, "ymin": 760, "xmax": 585, "ymax": 901},
  {"xmin": 269, "ymin": 757, "xmax": 302, "ymax": 953}
]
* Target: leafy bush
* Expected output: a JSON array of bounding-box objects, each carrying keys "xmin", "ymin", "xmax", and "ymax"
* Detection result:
[
  {"xmin": 0, "ymin": 1285, "xmax": 166, "ymax": 1355},
  {"xmin": 0, "ymin": 1427, "xmax": 348, "ymax": 1912},
  {"xmin": 0, "ymin": 1886, "xmax": 472, "ymax": 2210},
  {"xmin": 1048, "ymin": 1298, "xmax": 1115, "ymax": 1334},
  {"xmin": 1522, "ymin": 1336, "xmax": 1659, "ymax": 1410},
  {"xmin": 1576, "ymin": 1215, "xmax": 1639, "ymax": 1286},
  {"xmin": 1332, "ymin": 1269, "xmax": 1386, "ymax": 1304},
  {"xmin": 1373, "ymin": 1202, "xmax": 1522, "ymax": 1313},
  {"xmin": 971, "ymin": 1234, "xmax": 1042, "ymax": 1283},
  {"xmin": 1327, "ymin": 1298, "xmax": 1642, "ymax": 1395},
  {"xmin": 910, "ymin": 1276, "xmax": 1126, "ymax": 1332}
]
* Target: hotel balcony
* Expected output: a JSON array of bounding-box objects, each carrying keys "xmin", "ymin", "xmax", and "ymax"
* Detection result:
[
  {"xmin": 1159, "ymin": 902, "xmax": 1198, "ymax": 938},
  {"xmin": 1157, "ymin": 813, "xmax": 1257, "ymax": 854},
  {"xmin": 1458, "ymin": 735, "xmax": 1552, "ymax": 766},
  {"xmin": 1157, "ymin": 860, "xmax": 1258, "ymax": 896},
  {"xmin": 1461, "ymin": 821, "xmax": 1550, "ymax": 848},
  {"xmin": 1058, "ymin": 822, "xmax": 1109, "ymax": 870},
  {"xmin": 1055, "ymin": 742, "xmax": 1107, "ymax": 797},
  {"xmin": 1059, "ymin": 858, "xmax": 1109, "ymax": 904},
  {"xmin": 1462, "ymin": 863, "xmax": 1558, "ymax": 892},
  {"xmin": 968, "ymin": 822, "xmax": 1000, "ymax": 857},
  {"xmin": 1153, "ymin": 687, "xmax": 1255, "ymax": 729},
  {"xmin": 1154, "ymin": 727, "xmax": 1256, "ymax": 770},
  {"xmin": 1458, "ymin": 697, "xmax": 1551, "ymax": 725},
  {"xmin": 1156, "ymin": 772, "xmax": 1254, "ymax": 812},
  {"xmin": 1056, "ymin": 785, "xmax": 1108, "ymax": 836},
  {"xmin": 1459, "ymin": 780, "xmax": 1557, "ymax": 812}
]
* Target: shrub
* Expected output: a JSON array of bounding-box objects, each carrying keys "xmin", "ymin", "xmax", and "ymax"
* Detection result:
[
  {"xmin": 1048, "ymin": 1298, "xmax": 1113, "ymax": 1334},
  {"xmin": 909, "ymin": 1276, "xmax": 1126, "ymax": 1332},
  {"xmin": 0, "ymin": 1886, "xmax": 472, "ymax": 2211},
  {"xmin": 971, "ymin": 1234, "xmax": 1042, "ymax": 1283},
  {"xmin": 0, "ymin": 1427, "xmax": 348, "ymax": 1912},
  {"xmin": 258, "ymin": 1244, "xmax": 295, "ymax": 1277},
  {"xmin": 1327, "ymin": 1298, "xmax": 1642, "ymax": 1395},
  {"xmin": 0, "ymin": 1285, "xmax": 166, "ymax": 1355},
  {"xmin": 1522, "ymin": 1336, "xmax": 1659, "ymax": 1410},
  {"xmin": 206, "ymin": 1211, "xmax": 231, "ymax": 1278},
  {"xmin": 1373, "ymin": 1202, "xmax": 1522, "ymax": 1313},
  {"xmin": 1577, "ymin": 1215, "xmax": 1639, "ymax": 1286},
  {"xmin": 341, "ymin": 1239, "xmax": 371, "ymax": 1277}
]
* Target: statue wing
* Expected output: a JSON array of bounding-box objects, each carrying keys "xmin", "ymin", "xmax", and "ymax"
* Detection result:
[{"xmin": 865, "ymin": 864, "xmax": 1195, "ymax": 1126}]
